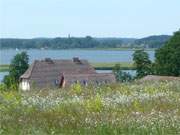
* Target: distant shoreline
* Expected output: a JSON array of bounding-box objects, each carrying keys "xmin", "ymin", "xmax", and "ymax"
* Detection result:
[{"xmin": 0, "ymin": 48, "xmax": 156, "ymax": 51}]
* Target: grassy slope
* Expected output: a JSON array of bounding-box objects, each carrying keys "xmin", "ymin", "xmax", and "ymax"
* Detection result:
[{"xmin": 0, "ymin": 81, "xmax": 180, "ymax": 135}]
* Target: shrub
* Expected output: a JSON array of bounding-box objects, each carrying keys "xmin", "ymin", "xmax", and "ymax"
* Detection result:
[
  {"xmin": 133, "ymin": 49, "xmax": 152, "ymax": 78},
  {"xmin": 71, "ymin": 81, "xmax": 82, "ymax": 95},
  {"xmin": 0, "ymin": 83, "xmax": 7, "ymax": 91},
  {"xmin": 2, "ymin": 76, "xmax": 18, "ymax": 91},
  {"xmin": 113, "ymin": 64, "xmax": 133, "ymax": 82},
  {"xmin": 85, "ymin": 94, "xmax": 103, "ymax": 112}
]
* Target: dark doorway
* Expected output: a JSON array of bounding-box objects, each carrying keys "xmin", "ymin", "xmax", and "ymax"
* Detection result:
[{"xmin": 59, "ymin": 75, "xmax": 65, "ymax": 88}]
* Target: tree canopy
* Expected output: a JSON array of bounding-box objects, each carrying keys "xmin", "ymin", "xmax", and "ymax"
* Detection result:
[
  {"xmin": 3, "ymin": 52, "xmax": 29, "ymax": 89},
  {"xmin": 113, "ymin": 64, "xmax": 132, "ymax": 82},
  {"xmin": 155, "ymin": 30, "xmax": 180, "ymax": 76},
  {"xmin": 133, "ymin": 49, "xmax": 152, "ymax": 78}
]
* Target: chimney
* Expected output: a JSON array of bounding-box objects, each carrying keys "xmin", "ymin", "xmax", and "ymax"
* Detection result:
[
  {"xmin": 73, "ymin": 57, "xmax": 81, "ymax": 64},
  {"xmin": 45, "ymin": 58, "xmax": 54, "ymax": 64}
]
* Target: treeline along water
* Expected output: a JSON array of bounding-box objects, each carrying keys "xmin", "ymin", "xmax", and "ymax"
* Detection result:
[{"xmin": 0, "ymin": 49, "xmax": 155, "ymax": 65}]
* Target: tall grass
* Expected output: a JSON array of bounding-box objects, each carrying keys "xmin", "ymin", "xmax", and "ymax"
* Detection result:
[{"xmin": 0, "ymin": 81, "xmax": 180, "ymax": 135}]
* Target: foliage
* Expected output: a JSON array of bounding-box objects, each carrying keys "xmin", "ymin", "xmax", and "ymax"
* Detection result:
[
  {"xmin": 113, "ymin": 64, "xmax": 133, "ymax": 82},
  {"xmin": 0, "ymin": 37, "xmax": 122, "ymax": 49},
  {"xmin": 0, "ymin": 35, "xmax": 171, "ymax": 49},
  {"xmin": 85, "ymin": 94, "xmax": 103, "ymax": 112},
  {"xmin": 71, "ymin": 82, "xmax": 82, "ymax": 95},
  {"xmin": 0, "ymin": 81, "xmax": 180, "ymax": 134},
  {"xmin": 9, "ymin": 51, "xmax": 29, "ymax": 82},
  {"xmin": 155, "ymin": 30, "xmax": 180, "ymax": 76},
  {"xmin": 0, "ymin": 84, "xmax": 7, "ymax": 91},
  {"xmin": 134, "ymin": 35, "xmax": 171, "ymax": 48},
  {"xmin": 2, "ymin": 76, "xmax": 18, "ymax": 91},
  {"xmin": 3, "ymin": 52, "xmax": 29, "ymax": 89},
  {"xmin": 133, "ymin": 49, "xmax": 152, "ymax": 78}
]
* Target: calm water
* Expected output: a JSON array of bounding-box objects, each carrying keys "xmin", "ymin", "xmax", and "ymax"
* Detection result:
[
  {"xmin": 0, "ymin": 49, "xmax": 155, "ymax": 64},
  {"xmin": 0, "ymin": 49, "xmax": 154, "ymax": 82},
  {"xmin": 96, "ymin": 70, "xmax": 137, "ymax": 76},
  {"xmin": 0, "ymin": 72, "xmax": 8, "ymax": 82}
]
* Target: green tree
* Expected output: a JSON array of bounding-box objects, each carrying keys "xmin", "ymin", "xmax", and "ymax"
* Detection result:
[
  {"xmin": 3, "ymin": 52, "xmax": 29, "ymax": 89},
  {"xmin": 133, "ymin": 49, "xmax": 152, "ymax": 78},
  {"xmin": 9, "ymin": 52, "xmax": 29, "ymax": 82},
  {"xmin": 113, "ymin": 64, "xmax": 132, "ymax": 82},
  {"xmin": 2, "ymin": 75, "xmax": 17, "ymax": 90},
  {"xmin": 155, "ymin": 30, "xmax": 180, "ymax": 76}
]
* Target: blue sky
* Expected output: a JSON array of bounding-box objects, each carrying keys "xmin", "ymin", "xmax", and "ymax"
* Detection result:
[{"xmin": 0, "ymin": 0, "xmax": 180, "ymax": 38}]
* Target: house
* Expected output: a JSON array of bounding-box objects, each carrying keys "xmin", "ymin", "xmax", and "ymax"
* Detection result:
[{"xmin": 19, "ymin": 57, "xmax": 116, "ymax": 91}]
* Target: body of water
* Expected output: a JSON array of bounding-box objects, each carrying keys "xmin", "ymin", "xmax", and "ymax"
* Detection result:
[
  {"xmin": 0, "ymin": 49, "xmax": 155, "ymax": 64},
  {"xmin": 0, "ymin": 72, "xmax": 8, "ymax": 82},
  {"xmin": 97, "ymin": 70, "xmax": 137, "ymax": 76},
  {"xmin": 0, "ymin": 49, "xmax": 154, "ymax": 82}
]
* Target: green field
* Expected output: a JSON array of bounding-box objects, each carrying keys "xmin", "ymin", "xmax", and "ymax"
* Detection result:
[
  {"xmin": 92, "ymin": 62, "xmax": 134, "ymax": 70},
  {"xmin": 0, "ymin": 81, "xmax": 180, "ymax": 134},
  {"xmin": 0, "ymin": 62, "xmax": 135, "ymax": 72},
  {"xmin": 0, "ymin": 65, "xmax": 9, "ymax": 72}
]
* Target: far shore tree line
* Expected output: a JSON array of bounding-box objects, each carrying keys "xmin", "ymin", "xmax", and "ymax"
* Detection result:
[
  {"xmin": 0, "ymin": 29, "xmax": 180, "ymax": 90},
  {"xmin": 0, "ymin": 35, "xmax": 171, "ymax": 49}
]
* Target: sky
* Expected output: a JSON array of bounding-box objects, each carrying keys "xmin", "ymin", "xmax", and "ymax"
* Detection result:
[{"xmin": 0, "ymin": 0, "xmax": 180, "ymax": 38}]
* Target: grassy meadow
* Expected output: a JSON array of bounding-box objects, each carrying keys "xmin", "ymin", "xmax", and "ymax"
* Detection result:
[{"xmin": 0, "ymin": 81, "xmax": 180, "ymax": 134}]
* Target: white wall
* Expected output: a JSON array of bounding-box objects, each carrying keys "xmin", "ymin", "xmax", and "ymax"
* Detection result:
[{"xmin": 20, "ymin": 79, "xmax": 30, "ymax": 91}]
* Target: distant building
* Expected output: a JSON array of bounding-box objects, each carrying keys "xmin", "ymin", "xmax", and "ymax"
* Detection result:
[{"xmin": 19, "ymin": 57, "xmax": 116, "ymax": 91}]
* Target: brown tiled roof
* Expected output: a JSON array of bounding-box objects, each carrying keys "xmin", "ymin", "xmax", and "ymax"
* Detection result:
[
  {"xmin": 20, "ymin": 58, "xmax": 115, "ymax": 88},
  {"xmin": 20, "ymin": 60, "xmax": 37, "ymax": 79},
  {"xmin": 20, "ymin": 58, "xmax": 96, "ymax": 79},
  {"xmin": 64, "ymin": 73, "xmax": 116, "ymax": 85}
]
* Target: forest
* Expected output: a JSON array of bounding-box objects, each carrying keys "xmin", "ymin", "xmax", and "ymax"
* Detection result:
[{"xmin": 0, "ymin": 35, "xmax": 171, "ymax": 49}]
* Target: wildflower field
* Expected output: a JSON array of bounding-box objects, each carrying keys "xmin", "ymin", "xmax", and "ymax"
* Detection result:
[{"xmin": 0, "ymin": 81, "xmax": 180, "ymax": 135}]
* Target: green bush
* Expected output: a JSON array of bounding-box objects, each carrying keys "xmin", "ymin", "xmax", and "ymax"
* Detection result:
[
  {"xmin": 0, "ymin": 83, "xmax": 7, "ymax": 91},
  {"xmin": 71, "ymin": 81, "xmax": 82, "ymax": 95},
  {"xmin": 113, "ymin": 64, "xmax": 133, "ymax": 82},
  {"xmin": 85, "ymin": 94, "xmax": 103, "ymax": 112},
  {"xmin": 133, "ymin": 49, "xmax": 152, "ymax": 78}
]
